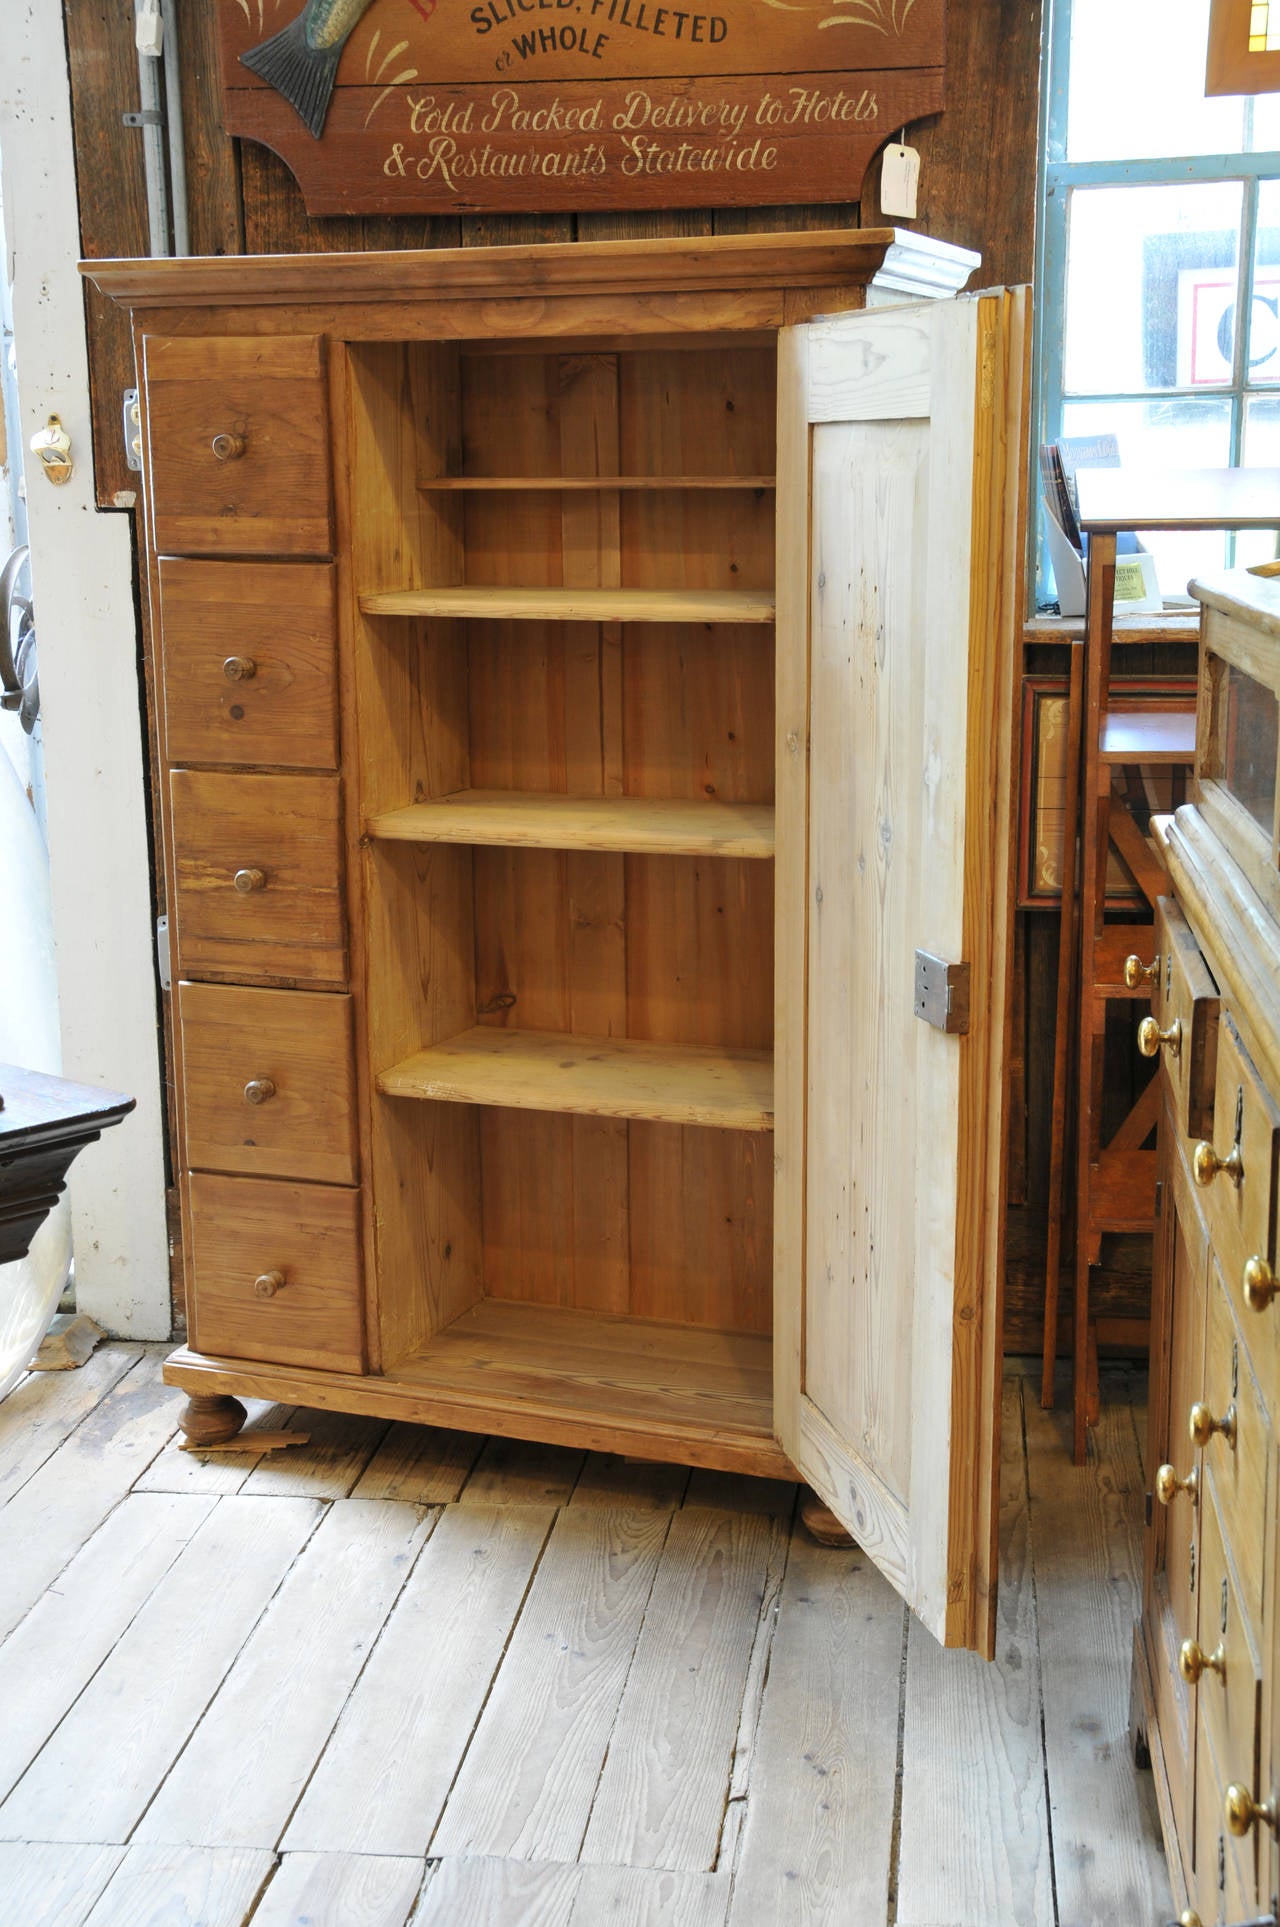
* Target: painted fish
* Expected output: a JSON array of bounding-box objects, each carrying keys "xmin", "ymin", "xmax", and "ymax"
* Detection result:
[{"xmin": 240, "ymin": 0, "xmax": 380, "ymax": 140}]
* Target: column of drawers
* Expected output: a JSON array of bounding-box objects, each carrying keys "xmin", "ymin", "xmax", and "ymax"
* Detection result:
[
  {"xmin": 1142, "ymin": 895, "xmax": 1280, "ymax": 1926},
  {"xmin": 143, "ymin": 334, "xmax": 365, "ymax": 1376}
]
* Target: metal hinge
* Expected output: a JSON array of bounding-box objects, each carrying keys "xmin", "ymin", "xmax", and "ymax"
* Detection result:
[
  {"xmin": 156, "ymin": 915, "xmax": 171, "ymax": 992},
  {"xmin": 913, "ymin": 951, "xmax": 971, "ymax": 1035},
  {"xmin": 122, "ymin": 390, "xmax": 142, "ymax": 472},
  {"xmin": 122, "ymin": 109, "xmax": 164, "ymax": 127}
]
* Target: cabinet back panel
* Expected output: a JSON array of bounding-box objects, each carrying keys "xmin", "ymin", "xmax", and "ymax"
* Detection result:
[
  {"xmin": 479, "ymin": 1109, "xmax": 772, "ymax": 1334},
  {"xmin": 467, "ymin": 623, "xmax": 773, "ymax": 804},
  {"xmin": 473, "ymin": 849, "xmax": 773, "ymax": 1051}
]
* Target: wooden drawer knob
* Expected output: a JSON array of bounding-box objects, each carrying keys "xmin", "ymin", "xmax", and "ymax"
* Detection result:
[
  {"xmin": 222, "ymin": 655, "xmax": 257, "ymax": 683},
  {"xmin": 1243, "ymin": 1255, "xmax": 1276, "ymax": 1313},
  {"xmin": 1193, "ymin": 1137, "xmax": 1243, "ymax": 1188},
  {"xmin": 1189, "ymin": 1400, "xmax": 1236, "ymax": 1450},
  {"xmin": 1155, "ymin": 1462, "xmax": 1198, "ymax": 1506},
  {"xmin": 1224, "ymin": 1782, "xmax": 1277, "ymax": 1837},
  {"xmin": 1138, "ymin": 1016, "xmax": 1181, "ymax": 1059},
  {"xmin": 233, "ymin": 867, "xmax": 266, "ymax": 895},
  {"xmin": 1178, "ymin": 1637, "xmax": 1226, "ymax": 1685},
  {"xmin": 1124, "ymin": 952, "xmax": 1159, "ymax": 989},
  {"xmin": 210, "ymin": 432, "xmax": 246, "ymax": 462},
  {"xmin": 243, "ymin": 1078, "xmax": 276, "ymax": 1106},
  {"xmin": 253, "ymin": 1269, "xmax": 285, "ymax": 1299}
]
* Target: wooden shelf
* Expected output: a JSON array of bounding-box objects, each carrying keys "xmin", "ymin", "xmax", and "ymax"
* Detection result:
[
  {"xmin": 359, "ymin": 586, "xmax": 776, "ymax": 624},
  {"xmin": 395, "ymin": 1300, "xmax": 782, "ymax": 1474},
  {"xmin": 1087, "ymin": 1146, "xmax": 1157, "ymax": 1236},
  {"xmin": 1100, "ymin": 709, "xmax": 1196, "ymax": 764},
  {"xmin": 418, "ymin": 474, "xmax": 776, "ymax": 492},
  {"xmin": 378, "ymin": 1026, "xmax": 774, "ymax": 1131},
  {"xmin": 367, "ymin": 790, "xmax": 775, "ymax": 858}
]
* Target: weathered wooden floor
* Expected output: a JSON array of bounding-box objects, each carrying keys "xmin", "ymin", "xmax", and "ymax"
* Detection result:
[{"xmin": 0, "ymin": 1347, "xmax": 1171, "ymax": 1927}]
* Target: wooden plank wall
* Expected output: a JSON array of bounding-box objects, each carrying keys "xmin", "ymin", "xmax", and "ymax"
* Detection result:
[
  {"xmin": 62, "ymin": 0, "xmax": 1055, "ymax": 1343},
  {"xmin": 65, "ymin": 0, "xmax": 1043, "ymax": 510}
]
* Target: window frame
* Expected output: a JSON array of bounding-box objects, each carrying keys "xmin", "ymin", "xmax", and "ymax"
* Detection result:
[{"xmin": 1033, "ymin": 0, "xmax": 1280, "ymax": 599}]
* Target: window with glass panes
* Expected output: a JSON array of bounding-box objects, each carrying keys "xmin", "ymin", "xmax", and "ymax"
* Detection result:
[{"xmin": 1038, "ymin": 0, "xmax": 1280, "ymax": 601}]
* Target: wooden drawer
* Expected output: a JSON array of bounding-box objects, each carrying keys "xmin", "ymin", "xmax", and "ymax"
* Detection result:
[
  {"xmin": 187, "ymin": 1172, "xmax": 364, "ymax": 1374},
  {"xmin": 179, "ymin": 983, "xmax": 358, "ymax": 1186},
  {"xmin": 158, "ymin": 559, "xmax": 339, "ymax": 770},
  {"xmin": 170, "ymin": 769, "xmax": 346, "ymax": 987},
  {"xmin": 1192, "ymin": 1494, "xmax": 1265, "ymax": 1918},
  {"xmin": 143, "ymin": 335, "xmax": 332, "ymax": 557},
  {"xmin": 1200, "ymin": 1258, "xmax": 1272, "ymax": 1630},
  {"xmin": 1153, "ymin": 896, "xmax": 1220, "ymax": 1142},
  {"xmin": 1193, "ymin": 1013, "xmax": 1280, "ymax": 1327},
  {"xmin": 1194, "ymin": 1710, "xmax": 1262, "ymax": 1927}
]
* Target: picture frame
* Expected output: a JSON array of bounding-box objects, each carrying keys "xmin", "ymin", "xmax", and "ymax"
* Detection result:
[
  {"xmin": 1018, "ymin": 677, "xmax": 1198, "ymax": 909},
  {"xmin": 1206, "ymin": 0, "xmax": 1280, "ymax": 96}
]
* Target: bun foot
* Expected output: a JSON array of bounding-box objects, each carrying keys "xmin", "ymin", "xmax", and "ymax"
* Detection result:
[
  {"xmin": 800, "ymin": 1491, "xmax": 857, "ymax": 1548},
  {"xmin": 178, "ymin": 1393, "xmax": 248, "ymax": 1448}
]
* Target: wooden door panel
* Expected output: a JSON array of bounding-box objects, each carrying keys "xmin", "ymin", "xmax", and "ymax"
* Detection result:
[{"xmin": 775, "ymin": 290, "xmax": 1029, "ymax": 1655}]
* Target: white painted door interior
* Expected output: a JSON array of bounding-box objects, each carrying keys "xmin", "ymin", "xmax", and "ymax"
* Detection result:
[{"xmin": 774, "ymin": 290, "xmax": 1029, "ymax": 1656}]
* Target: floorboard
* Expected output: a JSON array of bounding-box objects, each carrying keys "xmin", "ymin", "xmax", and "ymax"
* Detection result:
[
  {"xmin": 135, "ymin": 1499, "xmax": 435, "ymax": 1848},
  {"xmin": 0, "ymin": 1349, "xmax": 1180, "ymax": 1925},
  {"xmin": 896, "ymin": 1379, "xmax": 1054, "ymax": 1927},
  {"xmin": 247, "ymin": 1852, "xmax": 426, "ymax": 1926},
  {"xmin": 283, "ymin": 1504, "xmax": 555, "ymax": 1857},
  {"xmin": 1028, "ymin": 1368, "xmax": 1172, "ymax": 1926}
]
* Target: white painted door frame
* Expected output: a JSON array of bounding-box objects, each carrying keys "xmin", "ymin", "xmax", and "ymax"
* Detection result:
[{"xmin": 0, "ymin": 3, "xmax": 170, "ymax": 1337}]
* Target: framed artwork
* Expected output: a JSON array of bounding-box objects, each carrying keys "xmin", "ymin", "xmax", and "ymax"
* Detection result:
[
  {"xmin": 1206, "ymin": 0, "xmax": 1280, "ymax": 95},
  {"xmin": 1018, "ymin": 677, "xmax": 1198, "ymax": 909}
]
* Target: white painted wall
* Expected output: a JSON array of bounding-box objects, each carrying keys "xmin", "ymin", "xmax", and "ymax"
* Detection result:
[{"xmin": 0, "ymin": 3, "xmax": 170, "ymax": 1336}]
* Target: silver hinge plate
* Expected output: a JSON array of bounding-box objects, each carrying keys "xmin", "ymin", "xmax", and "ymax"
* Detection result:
[
  {"xmin": 122, "ymin": 390, "xmax": 142, "ymax": 472},
  {"xmin": 156, "ymin": 915, "xmax": 171, "ymax": 991},
  {"xmin": 913, "ymin": 951, "xmax": 971, "ymax": 1035}
]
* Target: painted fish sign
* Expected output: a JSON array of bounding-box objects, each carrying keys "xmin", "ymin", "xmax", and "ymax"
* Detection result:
[{"xmin": 218, "ymin": 0, "xmax": 945, "ymax": 213}]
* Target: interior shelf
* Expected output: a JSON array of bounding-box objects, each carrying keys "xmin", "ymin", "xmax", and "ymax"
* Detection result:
[
  {"xmin": 359, "ymin": 585, "xmax": 776, "ymax": 624},
  {"xmin": 378, "ymin": 1026, "xmax": 774, "ymax": 1131},
  {"xmin": 393, "ymin": 1299, "xmax": 782, "ymax": 1474},
  {"xmin": 417, "ymin": 474, "xmax": 776, "ymax": 492},
  {"xmin": 1099, "ymin": 709, "xmax": 1197, "ymax": 764},
  {"xmin": 366, "ymin": 790, "xmax": 775, "ymax": 858}
]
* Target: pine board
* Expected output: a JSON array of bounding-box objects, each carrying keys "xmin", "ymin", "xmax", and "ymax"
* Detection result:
[
  {"xmin": 248, "ymin": 1853, "xmax": 425, "ymax": 1927},
  {"xmin": 135, "ymin": 1500, "xmax": 435, "ymax": 1848},
  {"xmin": 283, "ymin": 1505, "xmax": 554, "ymax": 1857},
  {"xmin": 368, "ymin": 792, "xmax": 775, "ymax": 859},
  {"xmin": 0, "ymin": 1843, "xmax": 125, "ymax": 1927},
  {"xmin": 0, "ymin": 1343, "xmax": 141, "ymax": 1510},
  {"xmin": 378, "ymin": 1027, "xmax": 773, "ymax": 1131},
  {"xmin": 0, "ymin": 1493, "xmax": 214, "ymax": 1804},
  {"xmin": 0, "ymin": 1497, "xmax": 321, "ymax": 1843},
  {"xmin": 581, "ymin": 1506, "xmax": 784, "ymax": 1871},
  {"xmin": 895, "ymin": 1379, "xmax": 1053, "ymax": 1926},
  {"xmin": 0, "ymin": 1349, "xmax": 180, "ymax": 1642},
  {"xmin": 360, "ymin": 586, "xmax": 775, "ymax": 623},
  {"xmin": 1025, "ymin": 1388, "xmax": 1173, "ymax": 1924},
  {"xmin": 351, "ymin": 1421, "xmax": 486, "ymax": 1503},
  {"xmin": 726, "ymin": 1535, "xmax": 905, "ymax": 1924},
  {"xmin": 430, "ymin": 1504, "xmax": 672, "ymax": 1859},
  {"xmin": 82, "ymin": 1845, "xmax": 274, "ymax": 1927}
]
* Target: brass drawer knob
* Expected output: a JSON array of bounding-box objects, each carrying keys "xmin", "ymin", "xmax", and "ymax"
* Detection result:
[
  {"xmin": 253, "ymin": 1269, "xmax": 285, "ymax": 1299},
  {"xmin": 1178, "ymin": 1637, "xmax": 1226, "ymax": 1685},
  {"xmin": 233, "ymin": 867, "xmax": 266, "ymax": 895},
  {"xmin": 222, "ymin": 655, "xmax": 257, "ymax": 683},
  {"xmin": 210, "ymin": 431, "xmax": 246, "ymax": 462},
  {"xmin": 1224, "ymin": 1782, "xmax": 1278, "ymax": 1837},
  {"xmin": 1243, "ymin": 1255, "xmax": 1277, "ymax": 1313},
  {"xmin": 1175, "ymin": 1911, "xmax": 1203, "ymax": 1927},
  {"xmin": 1138, "ymin": 1016, "xmax": 1181, "ymax": 1059},
  {"xmin": 1124, "ymin": 953, "xmax": 1160, "ymax": 989},
  {"xmin": 1192, "ymin": 1137, "xmax": 1243, "ymax": 1188},
  {"xmin": 1189, "ymin": 1401, "xmax": 1236, "ymax": 1450},
  {"xmin": 243, "ymin": 1078, "xmax": 276, "ymax": 1106},
  {"xmin": 1155, "ymin": 1462, "xmax": 1199, "ymax": 1506}
]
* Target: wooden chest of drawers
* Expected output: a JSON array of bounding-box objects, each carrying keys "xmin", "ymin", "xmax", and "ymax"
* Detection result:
[{"xmin": 1132, "ymin": 567, "xmax": 1280, "ymax": 1927}]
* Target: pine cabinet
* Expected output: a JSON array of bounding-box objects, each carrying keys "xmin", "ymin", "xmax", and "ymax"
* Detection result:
[
  {"xmin": 86, "ymin": 230, "xmax": 1027, "ymax": 1657},
  {"xmin": 1133, "ymin": 568, "xmax": 1280, "ymax": 1921}
]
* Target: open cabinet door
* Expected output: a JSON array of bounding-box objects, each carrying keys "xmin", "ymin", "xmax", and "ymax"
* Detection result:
[{"xmin": 774, "ymin": 289, "xmax": 1029, "ymax": 1657}]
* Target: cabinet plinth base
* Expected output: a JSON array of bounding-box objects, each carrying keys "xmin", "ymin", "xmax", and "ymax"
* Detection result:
[{"xmin": 177, "ymin": 1392, "xmax": 248, "ymax": 1447}]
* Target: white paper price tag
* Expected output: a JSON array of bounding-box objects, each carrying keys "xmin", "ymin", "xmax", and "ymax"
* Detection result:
[{"xmin": 880, "ymin": 142, "xmax": 920, "ymax": 220}]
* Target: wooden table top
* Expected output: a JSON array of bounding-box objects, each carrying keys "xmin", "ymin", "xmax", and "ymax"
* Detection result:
[{"xmin": 1076, "ymin": 466, "xmax": 1280, "ymax": 533}]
